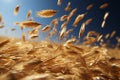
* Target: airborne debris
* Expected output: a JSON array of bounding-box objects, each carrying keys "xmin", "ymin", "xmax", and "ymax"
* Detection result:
[
  {"xmin": 78, "ymin": 23, "xmax": 86, "ymax": 38},
  {"xmin": 65, "ymin": 2, "xmax": 71, "ymax": 11},
  {"xmin": 73, "ymin": 13, "xmax": 86, "ymax": 27},
  {"xmin": 60, "ymin": 15, "xmax": 68, "ymax": 21},
  {"xmin": 14, "ymin": 5, "xmax": 20, "ymax": 16},
  {"xmin": 99, "ymin": 3, "xmax": 109, "ymax": 9},
  {"xmin": 42, "ymin": 25, "xmax": 51, "ymax": 32},
  {"xmin": 67, "ymin": 8, "xmax": 77, "ymax": 22},
  {"xmin": 36, "ymin": 9, "xmax": 57, "ymax": 18},
  {"xmin": 26, "ymin": 10, "xmax": 32, "ymax": 19},
  {"xmin": 86, "ymin": 4, "xmax": 93, "ymax": 10}
]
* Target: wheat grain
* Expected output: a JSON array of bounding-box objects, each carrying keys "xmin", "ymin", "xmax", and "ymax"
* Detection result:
[
  {"xmin": 104, "ymin": 12, "xmax": 109, "ymax": 20},
  {"xmin": 86, "ymin": 4, "xmax": 93, "ymax": 10},
  {"xmin": 99, "ymin": 3, "xmax": 109, "ymax": 9},
  {"xmin": 26, "ymin": 10, "xmax": 32, "ymax": 19},
  {"xmin": 84, "ymin": 18, "xmax": 93, "ymax": 26},
  {"xmin": 78, "ymin": 23, "xmax": 86, "ymax": 38},
  {"xmin": 73, "ymin": 13, "xmax": 86, "ymax": 27},
  {"xmin": 42, "ymin": 25, "xmax": 51, "ymax": 32},
  {"xmin": 14, "ymin": 5, "xmax": 20, "ymax": 16},
  {"xmin": 36, "ymin": 9, "xmax": 57, "ymax": 18},
  {"xmin": 60, "ymin": 15, "xmax": 68, "ymax": 21},
  {"xmin": 65, "ymin": 2, "xmax": 71, "ymax": 11}
]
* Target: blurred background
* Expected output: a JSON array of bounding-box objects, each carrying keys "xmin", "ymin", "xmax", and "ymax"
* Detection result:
[{"xmin": 0, "ymin": 0, "xmax": 119, "ymax": 45}]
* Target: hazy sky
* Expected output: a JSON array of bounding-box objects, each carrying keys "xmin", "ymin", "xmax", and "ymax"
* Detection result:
[{"xmin": 0, "ymin": 0, "xmax": 119, "ymax": 44}]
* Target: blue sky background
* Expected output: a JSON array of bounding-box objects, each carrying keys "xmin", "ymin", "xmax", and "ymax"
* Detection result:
[{"xmin": 0, "ymin": 0, "xmax": 120, "ymax": 45}]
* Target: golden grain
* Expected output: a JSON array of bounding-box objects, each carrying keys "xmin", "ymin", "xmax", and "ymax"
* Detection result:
[
  {"xmin": 42, "ymin": 25, "xmax": 51, "ymax": 32},
  {"xmin": 29, "ymin": 34, "xmax": 39, "ymax": 39},
  {"xmin": 84, "ymin": 18, "xmax": 93, "ymax": 26},
  {"xmin": 105, "ymin": 33, "xmax": 110, "ymax": 39},
  {"xmin": 20, "ymin": 21, "xmax": 41, "ymax": 28},
  {"xmin": 61, "ymin": 21, "xmax": 67, "ymax": 29},
  {"xmin": 86, "ymin": 4, "xmax": 93, "ymax": 10},
  {"xmin": 50, "ymin": 18, "xmax": 58, "ymax": 26},
  {"xmin": 99, "ymin": 3, "xmax": 109, "ymax": 9},
  {"xmin": 97, "ymin": 35, "xmax": 103, "ymax": 42},
  {"xmin": 60, "ymin": 27, "xmax": 66, "ymax": 39},
  {"xmin": 110, "ymin": 31, "xmax": 116, "ymax": 38},
  {"xmin": 65, "ymin": 2, "xmax": 71, "ymax": 11},
  {"xmin": 14, "ymin": 5, "xmax": 20, "ymax": 16},
  {"xmin": 73, "ymin": 14, "xmax": 85, "ymax": 27},
  {"xmin": 60, "ymin": 15, "xmax": 68, "ymax": 21},
  {"xmin": 67, "ymin": 8, "xmax": 77, "ymax": 22},
  {"xmin": 101, "ymin": 20, "xmax": 105, "ymax": 28},
  {"xmin": 26, "ymin": 10, "xmax": 32, "ymax": 18},
  {"xmin": 78, "ymin": 23, "xmax": 85, "ymax": 38},
  {"xmin": 104, "ymin": 12, "xmax": 109, "ymax": 20},
  {"xmin": 36, "ymin": 9, "xmax": 57, "ymax": 18}
]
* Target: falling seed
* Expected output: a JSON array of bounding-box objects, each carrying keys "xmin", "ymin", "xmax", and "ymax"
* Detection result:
[
  {"xmin": 105, "ymin": 33, "xmax": 110, "ymax": 39},
  {"xmin": 29, "ymin": 34, "xmax": 39, "ymax": 39},
  {"xmin": 73, "ymin": 13, "xmax": 86, "ymax": 27},
  {"xmin": 50, "ymin": 18, "xmax": 58, "ymax": 26},
  {"xmin": 61, "ymin": 21, "xmax": 67, "ymax": 29},
  {"xmin": 26, "ymin": 10, "xmax": 32, "ymax": 19},
  {"xmin": 97, "ymin": 35, "xmax": 103, "ymax": 42},
  {"xmin": 67, "ymin": 8, "xmax": 77, "ymax": 22},
  {"xmin": 101, "ymin": 20, "xmax": 106, "ymax": 28},
  {"xmin": 36, "ymin": 9, "xmax": 57, "ymax": 18},
  {"xmin": 42, "ymin": 25, "xmax": 51, "ymax": 32},
  {"xmin": 78, "ymin": 23, "xmax": 85, "ymax": 38},
  {"xmin": 104, "ymin": 12, "xmax": 109, "ymax": 20},
  {"xmin": 22, "ymin": 32, "xmax": 25, "ymax": 42},
  {"xmin": 65, "ymin": 2, "xmax": 71, "ymax": 11},
  {"xmin": 14, "ymin": 5, "xmax": 20, "ymax": 16},
  {"xmin": 84, "ymin": 18, "xmax": 93, "ymax": 26},
  {"xmin": 28, "ymin": 28, "xmax": 39, "ymax": 35},
  {"xmin": 57, "ymin": 0, "xmax": 62, "ymax": 6},
  {"xmin": 110, "ymin": 31, "xmax": 116, "ymax": 38},
  {"xmin": 0, "ymin": 14, "xmax": 2, "ymax": 22},
  {"xmin": 60, "ymin": 27, "xmax": 66, "ymax": 39},
  {"xmin": 99, "ymin": 3, "xmax": 109, "ymax": 9},
  {"xmin": 86, "ymin": 4, "xmax": 93, "ymax": 10},
  {"xmin": 20, "ymin": 21, "xmax": 41, "ymax": 28},
  {"xmin": 60, "ymin": 15, "xmax": 68, "ymax": 21}
]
